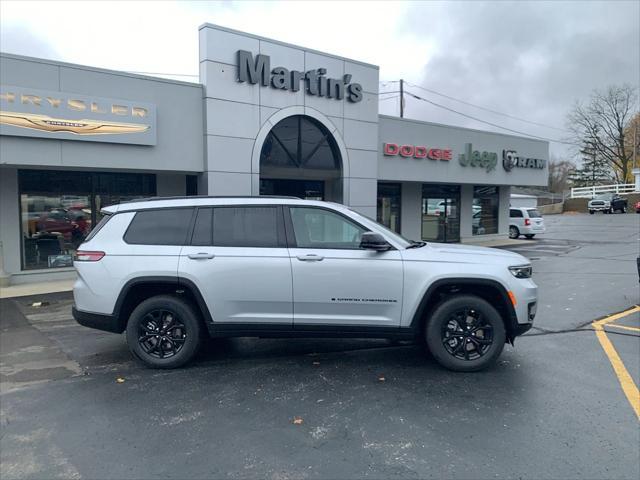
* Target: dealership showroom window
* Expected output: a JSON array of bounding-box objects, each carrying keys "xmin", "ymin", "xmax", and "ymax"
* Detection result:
[{"xmin": 18, "ymin": 170, "xmax": 156, "ymax": 270}]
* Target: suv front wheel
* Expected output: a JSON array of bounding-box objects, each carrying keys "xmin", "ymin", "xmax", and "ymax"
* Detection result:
[
  {"xmin": 126, "ymin": 295, "xmax": 202, "ymax": 369},
  {"xmin": 425, "ymin": 295, "xmax": 506, "ymax": 372}
]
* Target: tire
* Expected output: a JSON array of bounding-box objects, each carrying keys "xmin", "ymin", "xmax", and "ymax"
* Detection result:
[
  {"xmin": 524, "ymin": 234, "xmax": 535, "ymax": 239},
  {"xmin": 425, "ymin": 295, "xmax": 506, "ymax": 372},
  {"xmin": 589, "ymin": 210, "xmax": 594, "ymax": 215},
  {"xmin": 126, "ymin": 295, "xmax": 202, "ymax": 369},
  {"xmin": 621, "ymin": 206, "xmax": 626, "ymax": 213},
  {"xmin": 509, "ymin": 226, "xmax": 519, "ymax": 239}
]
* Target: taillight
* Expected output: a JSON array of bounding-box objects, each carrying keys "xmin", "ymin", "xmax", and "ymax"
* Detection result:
[
  {"xmin": 524, "ymin": 218, "xmax": 531, "ymax": 226},
  {"xmin": 75, "ymin": 250, "xmax": 105, "ymax": 262}
]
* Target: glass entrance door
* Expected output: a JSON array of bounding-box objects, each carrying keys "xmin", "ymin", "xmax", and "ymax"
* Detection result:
[
  {"xmin": 260, "ymin": 179, "xmax": 325, "ymax": 200},
  {"xmin": 421, "ymin": 184, "xmax": 460, "ymax": 243}
]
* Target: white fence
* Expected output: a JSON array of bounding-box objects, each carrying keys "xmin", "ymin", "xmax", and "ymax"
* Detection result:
[{"xmin": 570, "ymin": 184, "xmax": 637, "ymax": 198}]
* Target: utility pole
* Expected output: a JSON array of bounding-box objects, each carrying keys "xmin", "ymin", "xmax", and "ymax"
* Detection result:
[{"xmin": 399, "ymin": 79, "xmax": 404, "ymax": 118}]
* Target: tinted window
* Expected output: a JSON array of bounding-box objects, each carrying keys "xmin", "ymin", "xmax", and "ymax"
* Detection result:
[
  {"xmin": 510, "ymin": 209, "xmax": 523, "ymax": 218},
  {"xmin": 213, "ymin": 207, "xmax": 280, "ymax": 248},
  {"xmin": 191, "ymin": 208, "xmax": 213, "ymax": 246},
  {"xmin": 290, "ymin": 207, "xmax": 366, "ymax": 249},
  {"xmin": 527, "ymin": 209, "xmax": 542, "ymax": 218},
  {"xmin": 84, "ymin": 214, "xmax": 112, "ymax": 242},
  {"xmin": 124, "ymin": 208, "xmax": 193, "ymax": 245}
]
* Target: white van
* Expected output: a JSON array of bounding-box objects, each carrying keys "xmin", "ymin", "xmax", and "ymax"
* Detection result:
[{"xmin": 509, "ymin": 207, "xmax": 545, "ymax": 239}]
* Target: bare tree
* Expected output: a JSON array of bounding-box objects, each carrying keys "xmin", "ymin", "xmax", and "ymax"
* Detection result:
[
  {"xmin": 567, "ymin": 84, "xmax": 638, "ymax": 183},
  {"xmin": 547, "ymin": 156, "xmax": 576, "ymax": 193}
]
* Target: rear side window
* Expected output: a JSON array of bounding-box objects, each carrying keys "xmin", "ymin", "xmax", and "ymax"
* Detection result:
[
  {"xmin": 510, "ymin": 209, "xmax": 523, "ymax": 218},
  {"xmin": 124, "ymin": 208, "xmax": 193, "ymax": 245},
  {"xmin": 213, "ymin": 207, "xmax": 281, "ymax": 248},
  {"xmin": 527, "ymin": 209, "xmax": 541, "ymax": 218},
  {"xmin": 84, "ymin": 213, "xmax": 112, "ymax": 242}
]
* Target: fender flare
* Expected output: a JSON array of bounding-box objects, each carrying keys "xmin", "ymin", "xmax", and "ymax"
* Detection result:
[{"xmin": 408, "ymin": 277, "xmax": 518, "ymax": 336}]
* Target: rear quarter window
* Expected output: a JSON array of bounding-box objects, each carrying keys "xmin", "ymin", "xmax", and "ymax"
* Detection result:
[
  {"xmin": 510, "ymin": 209, "xmax": 523, "ymax": 218},
  {"xmin": 84, "ymin": 213, "xmax": 112, "ymax": 242},
  {"xmin": 124, "ymin": 208, "xmax": 194, "ymax": 245}
]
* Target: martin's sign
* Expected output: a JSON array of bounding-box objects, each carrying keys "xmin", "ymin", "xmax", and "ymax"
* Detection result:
[
  {"xmin": 502, "ymin": 150, "xmax": 546, "ymax": 171},
  {"xmin": 0, "ymin": 85, "xmax": 156, "ymax": 145},
  {"xmin": 383, "ymin": 143, "xmax": 452, "ymax": 161},
  {"xmin": 237, "ymin": 50, "xmax": 362, "ymax": 103}
]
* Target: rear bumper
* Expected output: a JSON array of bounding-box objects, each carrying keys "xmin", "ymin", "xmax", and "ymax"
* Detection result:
[{"xmin": 72, "ymin": 305, "xmax": 123, "ymax": 334}]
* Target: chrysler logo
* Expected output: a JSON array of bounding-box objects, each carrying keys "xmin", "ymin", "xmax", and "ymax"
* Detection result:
[{"xmin": 0, "ymin": 111, "xmax": 150, "ymax": 135}]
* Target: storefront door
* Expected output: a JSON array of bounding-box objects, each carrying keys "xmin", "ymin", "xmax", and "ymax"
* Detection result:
[{"xmin": 421, "ymin": 184, "xmax": 460, "ymax": 243}]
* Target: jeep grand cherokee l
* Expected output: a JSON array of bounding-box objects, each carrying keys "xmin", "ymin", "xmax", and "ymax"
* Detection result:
[{"xmin": 72, "ymin": 197, "xmax": 537, "ymax": 372}]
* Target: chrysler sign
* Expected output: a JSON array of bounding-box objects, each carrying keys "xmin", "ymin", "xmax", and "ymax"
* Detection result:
[
  {"xmin": 0, "ymin": 85, "xmax": 156, "ymax": 145},
  {"xmin": 237, "ymin": 50, "xmax": 363, "ymax": 103}
]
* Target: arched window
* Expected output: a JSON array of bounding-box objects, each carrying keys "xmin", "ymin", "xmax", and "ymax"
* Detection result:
[{"xmin": 260, "ymin": 115, "xmax": 341, "ymax": 172}]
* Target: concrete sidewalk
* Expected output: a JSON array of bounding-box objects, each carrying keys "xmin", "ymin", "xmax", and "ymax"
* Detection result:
[{"xmin": 0, "ymin": 279, "xmax": 76, "ymax": 299}]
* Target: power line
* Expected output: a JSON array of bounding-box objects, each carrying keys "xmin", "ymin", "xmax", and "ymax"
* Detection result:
[
  {"xmin": 405, "ymin": 81, "xmax": 569, "ymax": 133},
  {"xmin": 404, "ymin": 90, "xmax": 578, "ymax": 145}
]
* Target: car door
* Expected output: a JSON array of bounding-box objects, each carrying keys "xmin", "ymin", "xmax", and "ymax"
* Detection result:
[
  {"xmin": 178, "ymin": 205, "xmax": 293, "ymax": 325},
  {"xmin": 286, "ymin": 206, "xmax": 403, "ymax": 328}
]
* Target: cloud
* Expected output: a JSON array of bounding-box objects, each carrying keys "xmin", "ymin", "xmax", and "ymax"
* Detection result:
[{"xmin": 1, "ymin": 0, "xmax": 637, "ymax": 159}]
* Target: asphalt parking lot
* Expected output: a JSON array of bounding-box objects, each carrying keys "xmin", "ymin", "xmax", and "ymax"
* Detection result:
[{"xmin": 1, "ymin": 213, "xmax": 639, "ymax": 479}]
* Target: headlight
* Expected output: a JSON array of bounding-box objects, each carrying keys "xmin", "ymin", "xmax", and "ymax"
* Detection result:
[{"xmin": 509, "ymin": 264, "xmax": 532, "ymax": 279}]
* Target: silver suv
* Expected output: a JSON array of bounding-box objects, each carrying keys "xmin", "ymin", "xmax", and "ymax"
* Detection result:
[{"xmin": 72, "ymin": 197, "xmax": 538, "ymax": 372}]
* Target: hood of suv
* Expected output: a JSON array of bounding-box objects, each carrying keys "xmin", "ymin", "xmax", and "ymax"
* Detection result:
[{"xmin": 403, "ymin": 241, "xmax": 529, "ymax": 266}]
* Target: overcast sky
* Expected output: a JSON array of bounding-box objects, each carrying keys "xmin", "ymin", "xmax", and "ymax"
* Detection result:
[{"xmin": 1, "ymin": 0, "xmax": 638, "ymax": 159}]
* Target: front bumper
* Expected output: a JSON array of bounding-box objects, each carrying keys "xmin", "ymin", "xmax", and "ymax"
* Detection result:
[
  {"xmin": 72, "ymin": 306, "xmax": 123, "ymax": 334},
  {"xmin": 588, "ymin": 204, "xmax": 610, "ymax": 211}
]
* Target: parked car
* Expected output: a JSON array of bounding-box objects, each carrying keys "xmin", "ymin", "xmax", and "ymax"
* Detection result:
[
  {"xmin": 588, "ymin": 194, "xmax": 627, "ymax": 214},
  {"xmin": 509, "ymin": 207, "xmax": 545, "ymax": 239},
  {"xmin": 72, "ymin": 197, "xmax": 538, "ymax": 372},
  {"xmin": 635, "ymin": 201, "xmax": 640, "ymax": 213}
]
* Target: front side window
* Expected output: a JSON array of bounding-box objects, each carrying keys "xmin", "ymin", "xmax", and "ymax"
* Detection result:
[
  {"xmin": 124, "ymin": 208, "xmax": 193, "ymax": 245},
  {"xmin": 290, "ymin": 207, "xmax": 366, "ymax": 249},
  {"xmin": 212, "ymin": 207, "xmax": 281, "ymax": 248}
]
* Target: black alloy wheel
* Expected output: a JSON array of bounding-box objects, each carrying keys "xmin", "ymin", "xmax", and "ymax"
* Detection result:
[
  {"xmin": 441, "ymin": 307, "xmax": 493, "ymax": 361},
  {"xmin": 126, "ymin": 295, "xmax": 202, "ymax": 369},
  {"xmin": 138, "ymin": 309, "xmax": 186, "ymax": 359},
  {"xmin": 425, "ymin": 295, "xmax": 506, "ymax": 372}
]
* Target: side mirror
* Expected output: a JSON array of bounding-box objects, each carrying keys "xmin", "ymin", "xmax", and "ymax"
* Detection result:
[{"xmin": 360, "ymin": 232, "xmax": 391, "ymax": 251}]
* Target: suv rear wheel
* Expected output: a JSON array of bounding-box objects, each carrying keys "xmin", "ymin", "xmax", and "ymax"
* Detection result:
[
  {"xmin": 425, "ymin": 295, "xmax": 506, "ymax": 372},
  {"xmin": 126, "ymin": 295, "xmax": 202, "ymax": 369},
  {"xmin": 509, "ymin": 226, "xmax": 519, "ymax": 239}
]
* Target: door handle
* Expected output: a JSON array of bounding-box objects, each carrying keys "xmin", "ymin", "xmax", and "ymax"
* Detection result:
[
  {"xmin": 296, "ymin": 254, "xmax": 324, "ymax": 262},
  {"xmin": 187, "ymin": 252, "xmax": 215, "ymax": 260}
]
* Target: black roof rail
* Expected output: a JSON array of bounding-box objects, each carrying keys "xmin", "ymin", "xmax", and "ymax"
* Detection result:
[{"xmin": 121, "ymin": 195, "xmax": 301, "ymax": 204}]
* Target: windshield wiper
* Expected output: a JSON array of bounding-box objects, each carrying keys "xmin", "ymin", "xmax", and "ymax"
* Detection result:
[{"xmin": 406, "ymin": 240, "xmax": 426, "ymax": 249}]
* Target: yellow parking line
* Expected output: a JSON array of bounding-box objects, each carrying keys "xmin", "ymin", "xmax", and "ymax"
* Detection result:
[
  {"xmin": 592, "ymin": 306, "xmax": 640, "ymax": 420},
  {"xmin": 606, "ymin": 324, "xmax": 640, "ymax": 333}
]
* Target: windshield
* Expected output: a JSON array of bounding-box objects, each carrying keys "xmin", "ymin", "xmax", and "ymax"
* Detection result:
[
  {"xmin": 594, "ymin": 194, "xmax": 612, "ymax": 200},
  {"xmin": 348, "ymin": 209, "xmax": 412, "ymax": 248},
  {"xmin": 527, "ymin": 209, "xmax": 542, "ymax": 218}
]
